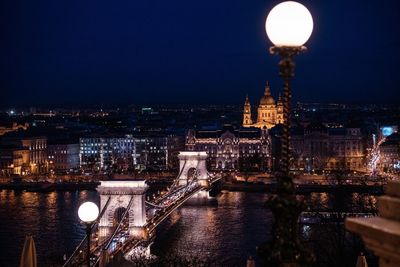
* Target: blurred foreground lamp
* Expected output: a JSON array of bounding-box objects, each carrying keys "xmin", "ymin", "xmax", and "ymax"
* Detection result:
[
  {"xmin": 78, "ymin": 201, "xmax": 99, "ymax": 223},
  {"xmin": 261, "ymin": 1, "xmax": 315, "ymax": 266},
  {"xmin": 78, "ymin": 201, "xmax": 99, "ymax": 267}
]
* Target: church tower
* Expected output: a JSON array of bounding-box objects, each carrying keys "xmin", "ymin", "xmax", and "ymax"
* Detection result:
[
  {"xmin": 243, "ymin": 95, "xmax": 252, "ymax": 127},
  {"xmin": 276, "ymin": 94, "xmax": 284, "ymax": 124}
]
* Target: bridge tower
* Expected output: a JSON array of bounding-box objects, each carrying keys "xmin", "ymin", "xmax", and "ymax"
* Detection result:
[
  {"xmin": 97, "ymin": 180, "xmax": 148, "ymax": 239},
  {"xmin": 177, "ymin": 151, "xmax": 209, "ymax": 187}
]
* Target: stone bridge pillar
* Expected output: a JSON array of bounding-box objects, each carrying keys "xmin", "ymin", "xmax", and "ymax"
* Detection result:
[
  {"xmin": 177, "ymin": 151, "xmax": 209, "ymax": 187},
  {"xmin": 97, "ymin": 180, "xmax": 148, "ymax": 239}
]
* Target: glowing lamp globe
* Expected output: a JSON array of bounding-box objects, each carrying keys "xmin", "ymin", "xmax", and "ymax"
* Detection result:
[
  {"xmin": 78, "ymin": 201, "xmax": 99, "ymax": 223},
  {"xmin": 266, "ymin": 1, "xmax": 313, "ymax": 47}
]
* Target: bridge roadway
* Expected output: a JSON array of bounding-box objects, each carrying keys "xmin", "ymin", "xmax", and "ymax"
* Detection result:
[
  {"xmin": 104, "ymin": 184, "xmax": 205, "ymax": 262},
  {"xmin": 102, "ymin": 179, "xmax": 205, "ymax": 253}
]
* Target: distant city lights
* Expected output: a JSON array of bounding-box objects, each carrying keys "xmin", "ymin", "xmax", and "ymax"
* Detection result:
[
  {"xmin": 394, "ymin": 161, "xmax": 400, "ymax": 170},
  {"xmin": 381, "ymin": 126, "xmax": 395, "ymax": 137}
]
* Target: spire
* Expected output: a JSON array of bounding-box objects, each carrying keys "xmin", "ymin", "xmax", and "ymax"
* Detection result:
[
  {"xmin": 243, "ymin": 94, "xmax": 252, "ymax": 126},
  {"xmin": 245, "ymin": 94, "xmax": 250, "ymax": 105},
  {"xmin": 264, "ymin": 82, "xmax": 271, "ymax": 96}
]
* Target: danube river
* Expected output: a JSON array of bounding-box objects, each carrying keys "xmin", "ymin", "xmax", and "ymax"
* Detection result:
[{"xmin": 0, "ymin": 189, "xmax": 377, "ymax": 267}]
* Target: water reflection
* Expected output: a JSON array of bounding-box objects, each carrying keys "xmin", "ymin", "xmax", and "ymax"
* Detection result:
[
  {"xmin": 0, "ymin": 190, "xmax": 98, "ymax": 267},
  {"xmin": 151, "ymin": 192, "xmax": 272, "ymax": 266}
]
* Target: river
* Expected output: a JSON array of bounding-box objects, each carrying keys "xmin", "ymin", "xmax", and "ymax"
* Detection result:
[{"xmin": 0, "ymin": 189, "xmax": 377, "ymax": 267}]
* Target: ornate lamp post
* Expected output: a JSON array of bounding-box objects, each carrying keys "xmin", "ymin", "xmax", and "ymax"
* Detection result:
[
  {"xmin": 78, "ymin": 201, "xmax": 99, "ymax": 267},
  {"xmin": 262, "ymin": 1, "xmax": 314, "ymax": 266}
]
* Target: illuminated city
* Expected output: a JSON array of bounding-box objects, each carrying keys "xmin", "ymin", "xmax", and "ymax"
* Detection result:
[{"xmin": 1, "ymin": 1, "xmax": 400, "ymax": 267}]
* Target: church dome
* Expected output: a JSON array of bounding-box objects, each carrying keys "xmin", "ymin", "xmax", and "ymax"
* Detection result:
[
  {"xmin": 260, "ymin": 95, "xmax": 275, "ymax": 105},
  {"xmin": 259, "ymin": 83, "xmax": 275, "ymax": 105}
]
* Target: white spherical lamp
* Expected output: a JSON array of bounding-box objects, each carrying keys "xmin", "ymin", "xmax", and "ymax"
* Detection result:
[
  {"xmin": 78, "ymin": 201, "xmax": 99, "ymax": 223},
  {"xmin": 266, "ymin": 1, "xmax": 313, "ymax": 47}
]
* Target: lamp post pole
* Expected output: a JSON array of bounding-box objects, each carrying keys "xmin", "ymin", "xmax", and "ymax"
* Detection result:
[
  {"xmin": 265, "ymin": 46, "xmax": 314, "ymax": 266},
  {"xmin": 86, "ymin": 223, "xmax": 92, "ymax": 267},
  {"xmin": 78, "ymin": 201, "xmax": 99, "ymax": 267},
  {"xmin": 270, "ymin": 46, "xmax": 306, "ymax": 181}
]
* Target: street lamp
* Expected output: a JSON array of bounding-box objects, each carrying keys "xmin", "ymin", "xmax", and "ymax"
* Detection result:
[
  {"xmin": 262, "ymin": 1, "xmax": 314, "ymax": 265},
  {"xmin": 266, "ymin": 1, "xmax": 313, "ymax": 176},
  {"xmin": 78, "ymin": 201, "xmax": 99, "ymax": 267}
]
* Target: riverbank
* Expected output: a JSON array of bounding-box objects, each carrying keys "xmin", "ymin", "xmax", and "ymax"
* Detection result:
[
  {"xmin": 222, "ymin": 182, "xmax": 384, "ymax": 195},
  {"xmin": 0, "ymin": 181, "xmax": 99, "ymax": 192},
  {"xmin": 0, "ymin": 180, "xmax": 385, "ymax": 195}
]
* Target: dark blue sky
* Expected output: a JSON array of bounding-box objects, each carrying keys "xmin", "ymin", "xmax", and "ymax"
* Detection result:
[{"xmin": 1, "ymin": 0, "xmax": 400, "ymax": 107}]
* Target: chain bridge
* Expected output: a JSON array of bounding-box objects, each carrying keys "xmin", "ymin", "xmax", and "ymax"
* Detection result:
[{"xmin": 63, "ymin": 151, "xmax": 222, "ymax": 266}]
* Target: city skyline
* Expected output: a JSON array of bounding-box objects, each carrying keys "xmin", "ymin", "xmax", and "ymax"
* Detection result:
[
  {"xmin": 2, "ymin": 0, "xmax": 400, "ymax": 107},
  {"xmin": 2, "ymin": 2, "xmax": 400, "ymax": 267}
]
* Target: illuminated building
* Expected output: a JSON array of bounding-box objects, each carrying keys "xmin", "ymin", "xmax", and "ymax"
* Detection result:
[
  {"xmin": 21, "ymin": 137, "xmax": 48, "ymax": 174},
  {"xmin": 291, "ymin": 123, "xmax": 365, "ymax": 172},
  {"xmin": 48, "ymin": 143, "xmax": 80, "ymax": 172},
  {"xmin": 0, "ymin": 136, "xmax": 47, "ymax": 175},
  {"xmin": 379, "ymin": 132, "xmax": 400, "ymax": 172},
  {"xmin": 79, "ymin": 135, "xmax": 183, "ymax": 172},
  {"xmin": 79, "ymin": 135, "xmax": 136, "ymax": 172},
  {"xmin": 166, "ymin": 135, "xmax": 186, "ymax": 170},
  {"xmin": 134, "ymin": 135, "xmax": 184, "ymax": 171},
  {"xmin": 134, "ymin": 136, "xmax": 167, "ymax": 171},
  {"xmin": 0, "ymin": 147, "xmax": 29, "ymax": 176},
  {"xmin": 243, "ymin": 82, "xmax": 284, "ymax": 129},
  {"xmin": 185, "ymin": 125, "xmax": 271, "ymax": 171}
]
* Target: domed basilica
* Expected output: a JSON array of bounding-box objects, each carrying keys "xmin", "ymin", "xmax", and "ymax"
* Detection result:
[{"xmin": 243, "ymin": 82, "xmax": 284, "ymax": 129}]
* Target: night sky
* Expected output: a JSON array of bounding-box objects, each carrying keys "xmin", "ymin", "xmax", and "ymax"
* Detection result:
[{"xmin": 1, "ymin": 0, "xmax": 400, "ymax": 107}]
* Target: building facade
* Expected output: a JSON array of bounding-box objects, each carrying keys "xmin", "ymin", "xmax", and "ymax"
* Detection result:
[
  {"xmin": 80, "ymin": 135, "xmax": 136, "ymax": 172},
  {"xmin": 0, "ymin": 147, "xmax": 30, "ymax": 176},
  {"xmin": 0, "ymin": 136, "xmax": 47, "ymax": 175},
  {"xmin": 378, "ymin": 132, "xmax": 400, "ymax": 173},
  {"xmin": 80, "ymin": 135, "xmax": 183, "ymax": 172},
  {"xmin": 20, "ymin": 137, "xmax": 48, "ymax": 174},
  {"xmin": 243, "ymin": 83, "xmax": 284, "ymax": 129},
  {"xmin": 185, "ymin": 125, "xmax": 272, "ymax": 171},
  {"xmin": 134, "ymin": 136, "xmax": 168, "ymax": 171},
  {"xmin": 48, "ymin": 143, "xmax": 80, "ymax": 173},
  {"xmin": 291, "ymin": 123, "xmax": 365, "ymax": 172},
  {"xmin": 134, "ymin": 135, "xmax": 184, "ymax": 171}
]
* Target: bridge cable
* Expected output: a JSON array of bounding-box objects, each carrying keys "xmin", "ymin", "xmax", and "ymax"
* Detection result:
[
  {"xmin": 103, "ymin": 196, "xmax": 135, "ymax": 252},
  {"xmin": 63, "ymin": 197, "xmax": 111, "ymax": 267}
]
